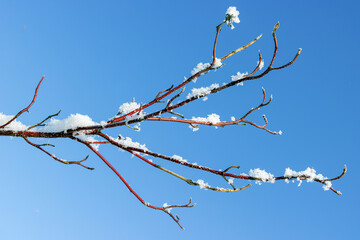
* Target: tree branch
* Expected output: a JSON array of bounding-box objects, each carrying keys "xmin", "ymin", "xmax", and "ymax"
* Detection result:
[{"xmin": 0, "ymin": 8, "xmax": 345, "ymax": 230}]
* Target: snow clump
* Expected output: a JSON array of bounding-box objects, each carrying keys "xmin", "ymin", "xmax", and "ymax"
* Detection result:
[
  {"xmin": 187, "ymin": 83, "xmax": 219, "ymax": 101},
  {"xmin": 225, "ymin": 7, "xmax": 240, "ymax": 29},
  {"xmin": 40, "ymin": 114, "xmax": 98, "ymax": 132},
  {"xmin": 231, "ymin": 72, "xmax": 248, "ymax": 85},
  {"xmin": 249, "ymin": 168, "xmax": 275, "ymax": 184},
  {"xmin": 284, "ymin": 167, "xmax": 332, "ymax": 191},
  {"xmin": 192, "ymin": 114, "xmax": 221, "ymax": 125},
  {"xmin": 196, "ymin": 179, "xmax": 210, "ymax": 190},
  {"xmin": 0, "ymin": 113, "xmax": 29, "ymax": 131}
]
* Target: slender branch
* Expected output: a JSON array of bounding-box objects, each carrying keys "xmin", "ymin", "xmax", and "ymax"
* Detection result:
[
  {"xmin": 243, "ymin": 51, "xmax": 263, "ymax": 78},
  {"xmin": 154, "ymin": 84, "xmax": 174, "ymax": 101},
  {"xmin": 326, "ymin": 165, "xmax": 347, "ymax": 181},
  {"xmin": 221, "ymin": 34, "xmax": 262, "ymax": 61},
  {"xmin": 72, "ymin": 136, "xmax": 193, "ymax": 229},
  {"xmin": 108, "ymin": 30, "xmax": 260, "ymax": 125},
  {"xmin": 166, "ymin": 87, "xmax": 186, "ymax": 110},
  {"xmin": 272, "ymin": 48, "xmax": 302, "ymax": 70},
  {"xmin": 146, "ymin": 88, "xmax": 279, "ymax": 134},
  {"xmin": 269, "ymin": 22, "xmax": 279, "ymax": 68},
  {"xmin": 128, "ymin": 148, "xmax": 249, "ymax": 192},
  {"xmin": 210, "ymin": 22, "xmax": 225, "ymax": 67},
  {"xmin": 23, "ymin": 137, "xmax": 94, "ymax": 170},
  {"xmin": 0, "ymin": 76, "xmax": 45, "ymax": 129},
  {"xmin": 27, "ymin": 110, "xmax": 61, "ymax": 130},
  {"xmin": 97, "ymin": 132, "xmax": 344, "ymax": 195},
  {"xmin": 117, "ymin": 33, "xmax": 300, "ymax": 129}
]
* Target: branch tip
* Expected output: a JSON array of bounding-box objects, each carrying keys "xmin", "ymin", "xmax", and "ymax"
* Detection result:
[
  {"xmin": 81, "ymin": 155, "xmax": 89, "ymax": 162},
  {"xmin": 273, "ymin": 22, "xmax": 280, "ymax": 32},
  {"xmin": 0, "ymin": 75, "xmax": 45, "ymax": 129},
  {"xmin": 223, "ymin": 165, "xmax": 240, "ymax": 173},
  {"xmin": 221, "ymin": 34, "xmax": 262, "ymax": 61}
]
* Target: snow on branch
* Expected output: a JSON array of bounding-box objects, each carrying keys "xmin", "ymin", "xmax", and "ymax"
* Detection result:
[
  {"xmin": 186, "ymin": 83, "xmax": 219, "ymax": 101},
  {"xmin": 191, "ymin": 62, "xmax": 211, "ymax": 77},
  {"xmin": 39, "ymin": 113, "xmax": 98, "ymax": 133},
  {"xmin": 0, "ymin": 6, "xmax": 345, "ymax": 230},
  {"xmin": 225, "ymin": 6, "xmax": 240, "ymax": 29},
  {"xmin": 0, "ymin": 113, "xmax": 29, "ymax": 131}
]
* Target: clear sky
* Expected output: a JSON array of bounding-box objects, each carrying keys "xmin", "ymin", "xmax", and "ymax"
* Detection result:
[{"xmin": 0, "ymin": 0, "xmax": 359, "ymax": 239}]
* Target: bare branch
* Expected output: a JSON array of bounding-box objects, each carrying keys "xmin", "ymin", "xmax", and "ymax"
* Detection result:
[
  {"xmin": 23, "ymin": 137, "xmax": 94, "ymax": 170},
  {"xmin": 27, "ymin": 110, "xmax": 61, "ymax": 130},
  {"xmin": 221, "ymin": 34, "xmax": 262, "ymax": 61},
  {"xmin": 0, "ymin": 76, "xmax": 45, "ymax": 129}
]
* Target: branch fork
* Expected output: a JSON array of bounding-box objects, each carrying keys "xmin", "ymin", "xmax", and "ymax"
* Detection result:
[{"xmin": 0, "ymin": 16, "xmax": 344, "ymax": 230}]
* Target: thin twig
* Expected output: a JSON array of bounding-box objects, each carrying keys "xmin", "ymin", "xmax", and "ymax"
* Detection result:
[
  {"xmin": 27, "ymin": 110, "xmax": 61, "ymax": 130},
  {"xmin": 23, "ymin": 137, "xmax": 94, "ymax": 170},
  {"xmin": 0, "ymin": 76, "xmax": 45, "ymax": 129}
]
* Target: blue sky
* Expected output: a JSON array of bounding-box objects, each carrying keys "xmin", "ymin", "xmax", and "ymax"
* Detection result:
[{"xmin": 0, "ymin": 0, "xmax": 359, "ymax": 239}]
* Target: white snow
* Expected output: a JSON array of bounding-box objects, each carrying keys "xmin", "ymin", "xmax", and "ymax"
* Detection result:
[
  {"xmin": 100, "ymin": 121, "xmax": 107, "ymax": 127},
  {"xmin": 172, "ymin": 154, "xmax": 188, "ymax": 163},
  {"xmin": 0, "ymin": 113, "xmax": 29, "ymax": 131},
  {"xmin": 163, "ymin": 203, "xmax": 172, "ymax": 213},
  {"xmin": 117, "ymin": 101, "xmax": 146, "ymax": 130},
  {"xmin": 225, "ymin": 7, "xmax": 240, "ymax": 29},
  {"xmin": 213, "ymin": 58, "xmax": 223, "ymax": 69},
  {"xmin": 192, "ymin": 113, "xmax": 221, "ymax": 125},
  {"xmin": 231, "ymin": 72, "xmax": 248, "ymax": 85},
  {"xmin": 118, "ymin": 101, "xmax": 145, "ymax": 122},
  {"xmin": 228, "ymin": 177, "xmax": 234, "ymax": 184},
  {"xmin": 284, "ymin": 167, "xmax": 332, "ymax": 191},
  {"xmin": 258, "ymin": 59, "xmax": 265, "ymax": 70},
  {"xmin": 191, "ymin": 62, "xmax": 211, "ymax": 82},
  {"xmin": 118, "ymin": 102, "xmax": 140, "ymax": 115},
  {"xmin": 74, "ymin": 132, "xmax": 100, "ymax": 151},
  {"xmin": 196, "ymin": 179, "xmax": 210, "ymax": 189},
  {"xmin": 285, "ymin": 168, "xmax": 324, "ymax": 181},
  {"xmin": 191, "ymin": 62, "xmax": 210, "ymax": 76},
  {"xmin": 190, "ymin": 59, "xmax": 221, "ymax": 82},
  {"xmin": 39, "ymin": 113, "xmax": 98, "ymax": 132},
  {"xmin": 187, "ymin": 83, "xmax": 219, "ymax": 101},
  {"xmin": 323, "ymin": 181, "xmax": 332, "ymax": 191},
  {"xmin": 189, "ymin": 125, "xmax": 199, "ymax": 132},
  {"xmin": 189, "ymin": 113, "xmax": 221, "ymax": 132},
  {"xmin": 284, "ymin": 167, "xmax": 323, "ymax": 181},
  {"xmin": 249, "ymin": 168, "xmax": 275, "ymax": 184},
  {"xmin": 112, "ymin": 135, "xmax": 148, "ymax": 152}
]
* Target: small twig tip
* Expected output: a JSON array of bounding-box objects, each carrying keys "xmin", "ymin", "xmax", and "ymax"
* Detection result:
[{"xmin": 273, "ymin": 22, "xmax": 280, "ymax": 32}]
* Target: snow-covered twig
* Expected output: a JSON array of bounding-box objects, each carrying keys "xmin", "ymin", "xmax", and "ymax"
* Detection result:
[{"xmin": 0, "ymin": 7, "xmax": 344, "ymax": 230}]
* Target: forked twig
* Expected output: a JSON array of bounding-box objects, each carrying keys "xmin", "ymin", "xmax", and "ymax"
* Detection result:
[
  {"xmin": 0, "ymin": 76, "xmax": 45, "ymax": 129},
  {"xmin": 0, "ymin": 12, "xmax": 345, "ymax": 230}
]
